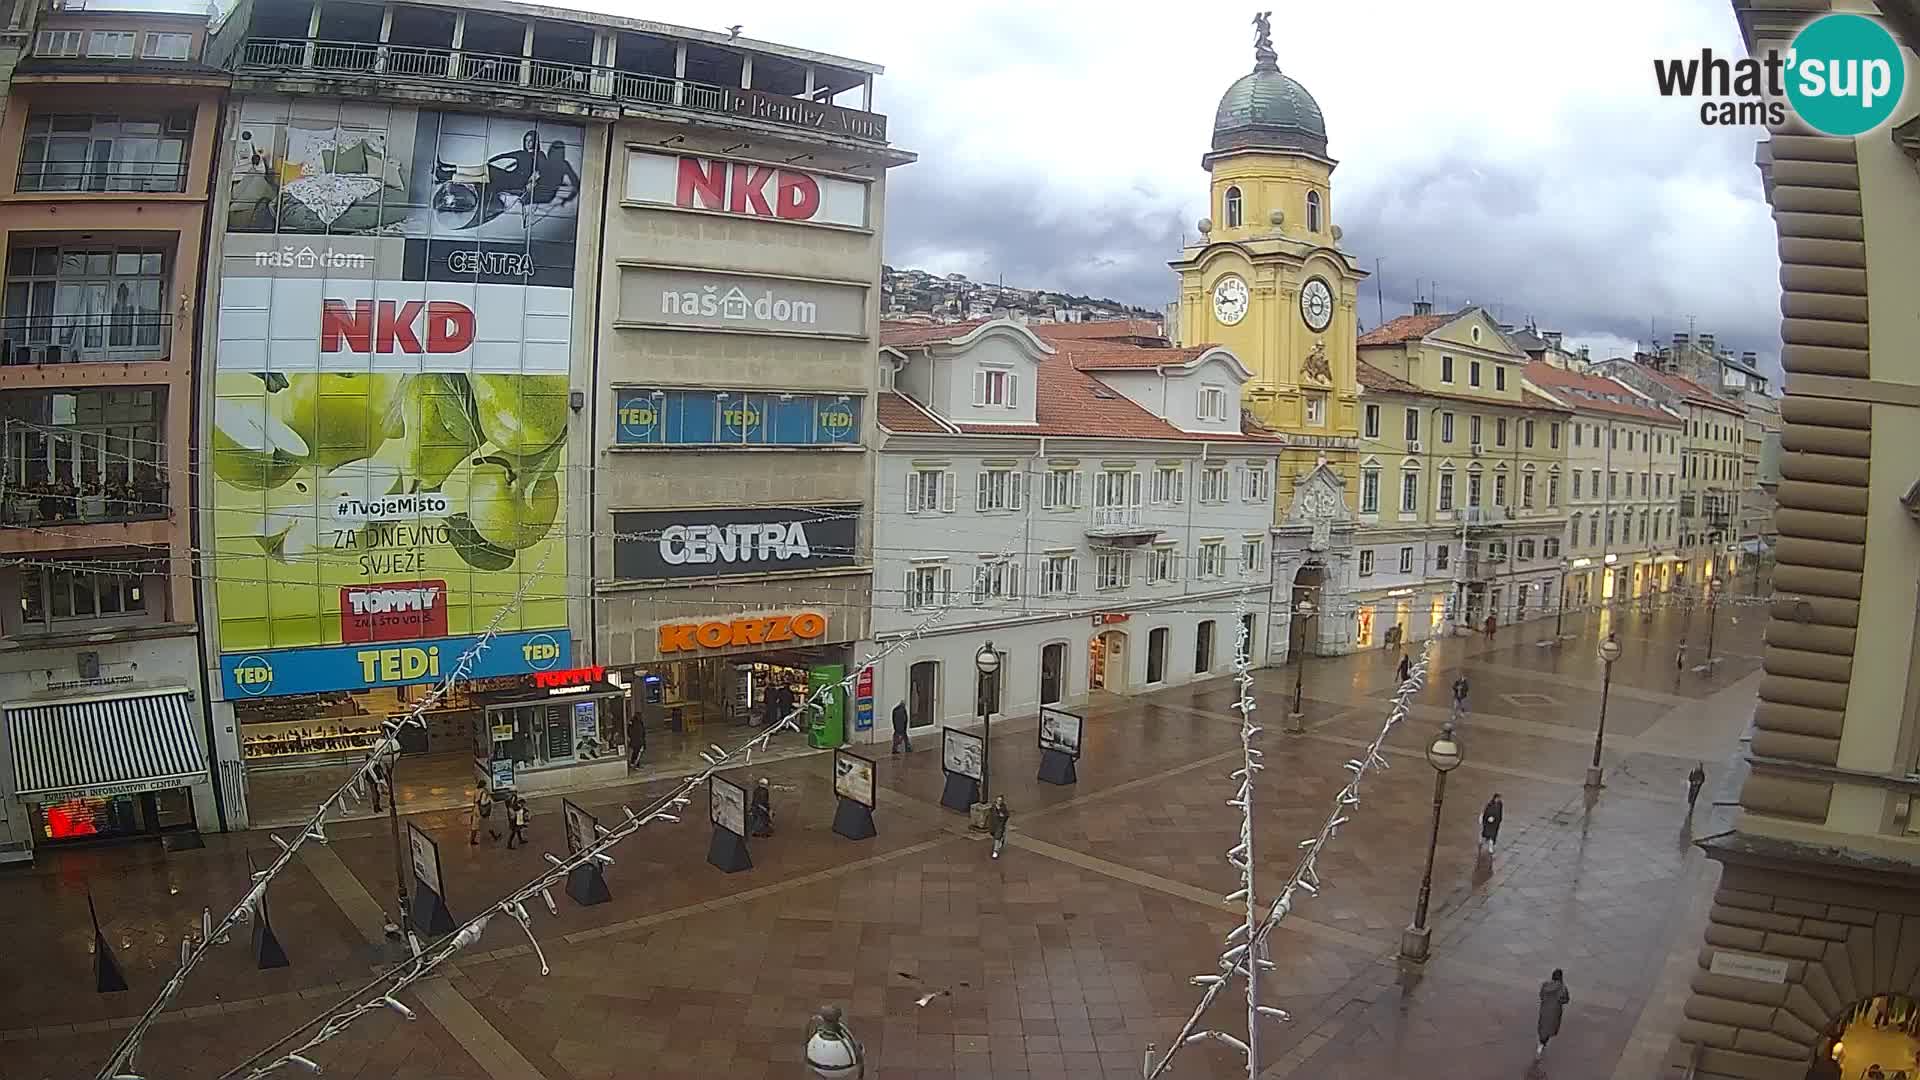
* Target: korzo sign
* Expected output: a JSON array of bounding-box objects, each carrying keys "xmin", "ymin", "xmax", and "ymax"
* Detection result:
[{"xmin": 613, "ymin": 504, "xmax": 858, "ymax": 581}]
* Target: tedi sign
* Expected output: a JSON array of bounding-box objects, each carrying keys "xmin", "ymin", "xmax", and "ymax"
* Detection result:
[{"xmin": 613, "ymin": 504, "xmax": 859, "ymax": 581}]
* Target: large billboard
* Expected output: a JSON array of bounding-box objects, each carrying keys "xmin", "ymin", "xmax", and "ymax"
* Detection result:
[
  {"xmin": 611, "ymin": 504, "xmax": 859, "ymax": 582},
  {"xmin": 211, "ymin": 98, "xmax": 580, "ymax": 696}
]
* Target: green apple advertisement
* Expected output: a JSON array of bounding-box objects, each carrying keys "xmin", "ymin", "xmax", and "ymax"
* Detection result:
[{"xmin": 212, "ymin": 100, "xmax": 580, "ymax": 694}]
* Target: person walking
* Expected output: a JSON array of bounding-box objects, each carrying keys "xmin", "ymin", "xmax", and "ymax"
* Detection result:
[
  {"xmin": 1676, "ymin": 642, "xmax": 1687, "ymax": 673},
  {"xmin": 1480, "ymin": 793, "xmax": 1504, "ymax": 855},
  {"xmin": 749, "ymin": 777, "xmax": 774, "ymax": 837},
  {"xmin": 1536, "ymin": 968, "xmax": 1570, "ymax": 1061},
  {"xmin": 627, "ymin": 699, "xmax": 647, "ymax": 767},
  {"xmin": 891, "ymin": 700, "xmax": 911, "ymax": 754},
  {"xmin": 506, "ymin": 792, "xmax": 530, "ymax": 849},
  {"xmin": 1484, "ymin": 613, "xmax": 1498, "ymax": 640},
  {"xmin": 469, "ymin": 786, "xmax": 499, "ymax": 846},
  {"xmin": 1687, "ymin": 763, "xmax": 1707, "ymax": 811},
  {"xmin": 369, "ymin": 759, "xmax": 389, "ymax": 813},
  {"xmin": 1451, "ymin": 674, "xmax": 1471, "ymax": 719},
  {"xmin": 988, "ymin": 795, "xmax": 1011, "ymax": 859},
  {"xmin": 1397, "ymin": 653, "xmax": 1412, "ymax": 686}
]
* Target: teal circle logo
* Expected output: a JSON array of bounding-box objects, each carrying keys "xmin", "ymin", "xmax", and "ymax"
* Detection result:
[
  {"xmin": 1786, "ymin": 14, "xmax": 1906, "ymax": 136},
  {"xmin": 232, "ymin": 655, "xmax": 275, "ymax": 696}
]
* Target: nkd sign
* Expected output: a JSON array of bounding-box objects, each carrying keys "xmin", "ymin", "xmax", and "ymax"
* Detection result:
[
  {"xmin": 613, "ymin": 504, "xmax": 859, "ymax": 581},
  {"xmin": 617, "ymin": 266, "xmax": 867, "ymax": 338},
  {"xmin": 624, "ymin": 151, "xmax": 869, "ymax": 229}
]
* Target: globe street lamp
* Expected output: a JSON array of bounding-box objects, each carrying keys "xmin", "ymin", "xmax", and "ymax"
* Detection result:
[
  {"xmin": 1288, "ymin": 599, "xmax": 1315, "ymax": 731},
  {"xmin": 806, "ymin": 1004, "xmax": 864, "ymax": 1079},
  {"xmin": 1586, "ymin": 634, "xmax": 1623, "ymax": 790},
  {"xmin": 975, "ymin": 641, "xmax": 1000, "ymax": 805},
  {"xmin": 1399, "ymin": 719, "xmax": 1463, "ymax": 965}
]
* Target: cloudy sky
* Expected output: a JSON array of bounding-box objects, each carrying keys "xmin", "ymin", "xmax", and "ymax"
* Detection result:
[{"xmin": 595, "ymin": 0, "xmax": 1782, "ymax": 372}]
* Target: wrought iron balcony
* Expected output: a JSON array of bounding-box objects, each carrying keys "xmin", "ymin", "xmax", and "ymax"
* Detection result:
[
  {"xmin": 1, "ymin": 480, "xmax": 169, "ymax": 529},
  {"xmin": 0, "ymin": 314, "xmax": 172, "ymax": 365},
  {"xmin": 1086, "ymin": 505, "xmax": 1161, "ymax": 544},
  {"xmin": 236, "ymin": 38, "xmax": 889, "ymax": 143},
  {"xmin": 15, "ymin": 163, "xmax": 188, "ymax": 195}
]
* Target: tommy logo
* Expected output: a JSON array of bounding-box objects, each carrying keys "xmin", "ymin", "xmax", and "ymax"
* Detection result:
[{"xmin": 339, "ymin": 580, "xmax": 449, "ymax": 643}]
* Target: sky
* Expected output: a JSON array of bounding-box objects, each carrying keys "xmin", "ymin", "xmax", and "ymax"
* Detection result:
[{"xmin": 586, "ymin": 0, "xmax": 1782, "ymax": 375}]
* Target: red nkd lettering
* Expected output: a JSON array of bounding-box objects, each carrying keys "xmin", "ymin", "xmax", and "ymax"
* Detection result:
[
  {"xmin": 675, "ymin": 156, "xmax": 728, "ymax": 211},
  {"xmin": 776, "ymin": 171, "xmax": 820, "ymax": 220},
  {"xmin": 321, "ymin": 300, "xmax": 475, "ymax": 354},
  {"xmin": 728, "ymin": 164, "xmax": 776, "ymax": 216}
]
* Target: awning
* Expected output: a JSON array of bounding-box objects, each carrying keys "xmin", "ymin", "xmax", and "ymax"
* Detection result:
[{"xmin": 7, "ymin": 689, "xmax": 206, "ymax": 802}]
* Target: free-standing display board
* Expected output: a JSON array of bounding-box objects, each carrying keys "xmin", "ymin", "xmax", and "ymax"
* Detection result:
[
  {"xmin": 561, "ymin": 798, "xmax": 611, "ymax": 905},
  {"xmin": 407, "ymin": 822, "xmax": 456, "ymax": 935},
  {"xmin": 1037, "ymin": 706, "xmax": 1082, "ymax": 786},
  {"xmin": 939, "ymin": 728, "xmax": 984, "ymax": 813},
  {"xmin": 707, "ymin": 775, "xmax": 751, "ymax": 872},
  {"xmin": 832, "ymin": 749, "xmax": 877, "ymax": 841}
]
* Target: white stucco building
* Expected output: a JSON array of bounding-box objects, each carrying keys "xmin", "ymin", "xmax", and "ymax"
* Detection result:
[{"xmin": 861, "ymin": 319, "xmax": 1282, "ymax": 744}]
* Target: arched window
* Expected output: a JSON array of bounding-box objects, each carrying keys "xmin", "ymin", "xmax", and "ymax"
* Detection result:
[
  {"xmin": 1306, "ymin": 190, "xmax": 1322, "ymax": 233},
  {"xmin": 1225, "ymin": 186, "xmax": 1243, "ymax": 228}
]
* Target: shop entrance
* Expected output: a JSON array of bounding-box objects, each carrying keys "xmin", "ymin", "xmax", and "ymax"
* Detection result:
[
  {"xmin": 1810, "ymin": 992, "xmax": 1920, "ymax": 1079},
  {"xmin": 1291, "ymin": 562, "xmax": 1325, "ymax": 658},
  {"xmin": 1146, "ymin": 627, "xmax": 1168, "ymax": 684},
  {"xmin": 1089, "ymin": 630, "xmax": 1127, "ymax": 692},
  {"xmin": 1038, "ymin": 643, "xmax": 1065, "ymax": 706},
  {"xmin": 908, "ymin": 660, "xmax": 939, "ymax": 728},
  {"xmin": 32, "ymin": 788, "xmax": 196, "ymax": 846}
]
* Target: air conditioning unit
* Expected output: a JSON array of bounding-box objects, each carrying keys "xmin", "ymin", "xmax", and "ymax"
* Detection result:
[
  {"xmin": 1406, "ymin": 439, "xmax": 1423, "ymax": 454},
  {"xmin": 1470, "ymin": 442, "xmax": 1484, "ymax": 457}
]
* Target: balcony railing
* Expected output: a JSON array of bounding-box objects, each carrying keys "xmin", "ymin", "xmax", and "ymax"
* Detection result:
[
  {"xmin": 0, "ymin": 314, "xmax": 172, "ymax": 365},
  {"xmin": 236, "ymin": 37, "xmax": 889, "ymax": 143},
  {"xmin": 15, "ymin": 164, "xmax": 188, "ymax": 195},
  {"xmin": 1, "ymin": 483, "xmax": 169, "ymax": 529},
  {"xmin": 1092, "ymin": 506, "xmax": 1141, "ymax": 528}
]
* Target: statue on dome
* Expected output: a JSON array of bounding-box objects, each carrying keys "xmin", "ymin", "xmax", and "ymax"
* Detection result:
[{"xmin": 1252, "ymin": 11, "xmax": 1278, "ymax": 68}]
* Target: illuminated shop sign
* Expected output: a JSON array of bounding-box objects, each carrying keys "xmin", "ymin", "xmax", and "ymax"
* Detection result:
[
  {"xmin": 220, "ymin": 631, "xmax": 571, "ymax": 698},
  {"xmin": 613, "ymin": 388, "xmax": 859, "ymax": 447},
  {"xmin": 613, "ymin": 505, "xmax": 858, "ymax": 581}
]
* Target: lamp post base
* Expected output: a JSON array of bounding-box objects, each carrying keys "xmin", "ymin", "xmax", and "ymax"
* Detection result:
[
  {"xmin": 1584, "ymin": 765, "xmax": 1604, "ymax": 790},
  {"xmin": 1285, "ymin": 710, "xmax": 1306, "ymax": 734},
  {"xmin": 1398, "ymin": 925, "xmax": 1432, "ymax": 963}
]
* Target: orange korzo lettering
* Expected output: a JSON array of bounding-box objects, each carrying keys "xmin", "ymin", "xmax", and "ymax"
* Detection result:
[
  {"xmin": 658, "ymin": 623, "xmax": 697, "ymax": 653},
  {"xmin": 765, "ymin": 616, "xmax": 793, "ymax": 643},
  {"xmin": 731, "ymin": 619, "xmax": 768, "ymax": 646}
]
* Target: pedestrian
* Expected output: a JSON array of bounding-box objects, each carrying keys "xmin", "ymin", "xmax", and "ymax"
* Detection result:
[
  {"xmin": 627, "ymin": 699, "xmax": 647, "ymax": 767},
  {"xmin": 988, "ymin": 795, "xmax": 1010, "ymax": 859},
  {"xmin": 1451, "ymin": 674, "xmax": 1470, "ymax": 717},
  {"xmin": 1536, "ymin": 968, "xmax": 1570, "ymax": 1061},
  {"xmin": 749, "ymin": 777, "xmax": 773, "ymax": 837},
  {"xmin": 369, "ymin": 759, "xmax": 389, "ymax": 813},
  {"xmin": 1484, "ymin": 613, "xmax": 1498, "ymax": 640},
  {"xmin": 1480, "ymin": 793, "xmax": 1504, "ymax": 855},
  {"xmin": 469, "ymin": 786, "xmax": 499, "ymax": 846},
  {"xmin": 1687, "ymin": 763, "xmax": 1707, "ymax": 811},
  {"xmin": 1676, "ymin": 642, "xmax": 1687, "ymax": 672},
  {"xmin": 506, "ymin": 793, "xmax": 530, "ymax": 849},
  {"xmin": 1397, "ymin": 653, "xmax": 1412, "ymax": 685},
  {"xmin": 891, "ymin": 699, "xmax": 911, "ymax": 754}
]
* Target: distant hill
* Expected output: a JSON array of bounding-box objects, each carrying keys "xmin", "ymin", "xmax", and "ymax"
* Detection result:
[{"xmin": 882, "ymin": 265, "xmax": 1160, "ymax": 326}]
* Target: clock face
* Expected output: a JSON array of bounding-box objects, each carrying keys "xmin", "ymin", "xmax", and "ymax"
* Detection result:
[
  {"xmin": 1212, "ymin": 275, "xmax": 1250, "ymax": 326},
  {"xmin": 1300, "ymin": 277, "xmax": 1334, "ymax": 332}
]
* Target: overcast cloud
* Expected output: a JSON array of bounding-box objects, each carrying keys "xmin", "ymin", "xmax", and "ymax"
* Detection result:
[{"xmin": 593, "ymin": 0, "xmax": 1782, "ymax": 373}]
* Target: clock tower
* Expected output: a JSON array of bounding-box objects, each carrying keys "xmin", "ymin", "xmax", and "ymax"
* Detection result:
[{"xmin": 1171, "ymin": 12, "xmax": 1368, "ymax": 511}]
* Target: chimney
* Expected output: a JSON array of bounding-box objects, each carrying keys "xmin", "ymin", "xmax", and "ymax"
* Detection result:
[
  {"xmin": 1412, "ymin": 299, "xmax": 1433, "ymax": 316},
  {"xmin": 1673, "ymin": 332, "xmax": 1689, "ymax": 348},
  {"xmin": 1700, "ymin": 333, "xmax": 1715, "ymax": 353},
  {"xmin": 1578, "ymin": 345, "xmax": 1591, "ymax": 362},
  {"xmin": 1544, "ymin": 331, "xmax": 1563, "ymax": 349},
  {"xmin": 1741, "ymin": 350, "xmax": 1757, "ymax": 365}
]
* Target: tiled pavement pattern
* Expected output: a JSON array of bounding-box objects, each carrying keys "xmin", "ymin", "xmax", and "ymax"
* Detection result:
[{"xmin": 0, "ymin": 601, "xmax": 1766, "ymax": 1080}]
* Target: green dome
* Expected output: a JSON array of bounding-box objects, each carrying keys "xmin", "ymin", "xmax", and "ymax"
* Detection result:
[{"xmin": 1212, "ymin": 63, "xmax": 1327, "ymax": 157}]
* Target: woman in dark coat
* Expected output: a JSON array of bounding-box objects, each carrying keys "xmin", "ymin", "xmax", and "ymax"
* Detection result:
[
  {"xmin": 1481, "ymin": 793, "xmax": 1504, "ymax": 855},
  {"xmin": 749, "ymin": 777, "xmax": 773, "ymax": 837},
  {"xmin": 1536, "ymin": 969, "xmax": 1570, "ymax": 1060}
]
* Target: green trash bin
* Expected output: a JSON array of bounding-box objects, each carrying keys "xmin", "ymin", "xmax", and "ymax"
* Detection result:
[{"xmin": 806, "ymin": 664, "xmax": 846, "ymax": 748}]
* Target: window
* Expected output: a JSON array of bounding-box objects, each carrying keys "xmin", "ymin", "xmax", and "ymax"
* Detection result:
[
  {"xmin": 1638, "ymin": 512, "xmax": 1648, "ymax": 542},
  {"xmin": 1241, "ymin": 464, "xmax": 1270, "ymax": 502},
  {"xmin": 2, "ymin": 389, "xmax": 165, "ymax": 523},
  {"xmin": 1364, "ymin": 404, "xmax": 1380, "ymax": 438},
  {"xmin": 976, "ymin": 467, "xmax": 1022, "ymax": 511},
  {"xmin": 1494, "ymin": 473, "xmax": 1507, "ymax": 506},
  {"xmin": 1398, "ymin": 546, "xmax": 1414, "ymax": 573},
  {"xmin": 1495, "ymin": 417, "xmax": 1508, "ymax": 447},
  {"xmin": 1610, "ymin": 428, "xmax": 1619, "ymax": 450},
  {"xmin": 973, "ymin": 558, "xmax": 1020, "ymax": 603},
  {"xmin": 35, "ymin": 29, "xmax": 82, "ymax": 57},
  {"xmin": 1042, "ymin": 467, "xmax": 1082, "ymax": 509},
  {"xmin": 1573, "ymin": 424, "xmax": 1583, "ymax": 448},
  {"xmin": 1625, "ymin": 472, "xmax": 1633, "ymax": 497},
  {"xmin": 1518, "ymin": 540, "xmax": 1535, "ymax": 561},
  {"xmin": 1496, "ymin": 367, "xmax": 1507, "ymax": 392},
  {"xmin": 1438, "ymin": 471, "xmax": 1454, "ymax": 511},
  {"xmin": 20, "ymin": 556, "xmax": 157, "ymax": 628},
  {"xmin": 1304, "ymin": 393, "xmax": 1326, "ymax": 426},
  {"xmin": 1441, "ymin": 356, "xmax": 1455, "ymax": 383},
  {"xmin": 1095, "ymin": 550, "xmax": 1132, "ymax": 590},
  {"xmin": 1591, "ymin": 469, "xmax": 1600, "ymax": 495},
  {"xmin": 906, "ymin": 469, "xmax": 953, "ymax": 513},
  {"xmin": 1435, "ymin": 544, "xmax": 1450, "ymax": 570},
  {"xmin": 1306, "ymin": 190, "xmax": 1322, "ymax": 232},
  {"xmin": 1360, "ymin": 468, "xmax": 1380, "ymax": 513},
  {"xmin": 1544, "ymin": 537, "xmax": 1560, "ymax": 559},
  {"xmin": 1400, "ymin": 469, "xmax": 1419, "ymax": 513},
  {"xmin": 1404, "ymin": 408, "xmax": 1420, "ymax": 442},
  {"xmin": 1607, "ymin": 471, "xmax": 1617, "ymax": 498},
  {"xmin": 1195, "ymin": 621, "xmax": 1216, "ymax": 674},
  {"xmin": 906, "ymin": 564, "xmax": 952, "ymax": 610},
  {"xmin": 973, "ymin": 367, "xmax": 1017, "ymax": 408},
  {"xmin": 1241, "ymin": 536, "xmax": 1265, "ymax": 575},
  {"xmin": 1588, "ymin": 516, "xmax": 1599, "ymax": 545},
  {"xmin": 1151, "ymin": 465, "xmax": 1184, "ymax": 505},
  {"xmin": 1550, "ymin": 423, "xmax": 1560, "ymax": 449},
  {"xmin": 87, "ymin": 31, "xmax": 136, "ymax": 58},
  {"xmin": 1040, "ymin": 554, "xmax": 1078, "ymax": 596},
  {"xmin": 1522, "ymin": 472, "xmax": 1535, "ymax": 509},
  {"xmin": 1199, "ymin": 384, "xmax": 1228, "ymax": 421},
  {"xmin": 1468, "ymin": 471, "xmax": 1484, "ymax": 507},
  {"xmin": 1568, "ymin": 513, "xmax": 1581, "ymax": 548},
  {"xmin": 1093, "ymin": 468, "xmax": 1143, "ymax": 525},
  {"xmin": 1573, "ymin": 471, "xmax": 1583, "ymax": 499},
  {"xmin": 1489, "ymin": 541, "xmax": 1507, "ymax": 562},
  {"xmin": 1470, "ymin": 415, "xmax": 1482, "ymax": 445},
  {"xmin": 1524, "ymin": 419, "xmax": 1535, "ymax": 448},
  {"xmin": 1441, "ymin": 412, "xmax": 1455, "ymax": 443},
  {"xmin": 1149, "ymin": 544, "xmax": 1179, "ymax": 584},
  {"xmin": 1470, "ymin": 360, "xmax": 1482, "ymax": 387},
  {"xmin": 1200, "ymin": 466, "xmax": 1229, "ymax": 503},
  {"xmin": 1547, "ymin": 473, "xmax": 1559, "ymax": 506},
  {"xmin": 1198, "ymin": 540, "xmax": 1226, "ymax": 578},
  {"xmin": 141, "ymin": 32, "xmax": 192, "ymax": 60},
  {"xmin": 1359, "ymin": 549, "xmax": 1375, "ymax": 576},
  {"xmin": 4, "ymin": 244, "xmax": 172, "ymax": 358},
  {"xmin": 1605, "ymin": 515, "xmax": 1616, "ymax": 545},
  {"xmin": 1225, "ymin": 186, "xmax": 1243, "ymax": 228}
]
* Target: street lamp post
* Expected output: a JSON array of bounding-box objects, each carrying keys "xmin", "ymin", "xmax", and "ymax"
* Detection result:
[
  {"xmin": 1400, "ymin": 719, "xmax": 1463, "ymax": 964},
  {"xmin": 975, "ymin": 641, "xmax": 999, "ymax": 805},
  {"xmin": 1287, "ymin": 599, "xmax": 1314, "ymax": 732},
  {"xmin": 1701, "ymin": 580, "xmax": 1721, "ymax": 672},
  {"xmin": 1586, "ymin": 634, "xmax": 1623, "ymax": 790}
]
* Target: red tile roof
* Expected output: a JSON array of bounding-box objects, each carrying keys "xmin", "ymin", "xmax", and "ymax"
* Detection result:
[
  {"xmin": 1355, "ymin": 362, "xmax": 1419, "ymax": 395},
  {"xmin": 1356, "ymin": 311, "xmax": 1456, "ymax": 346},
  {"xmin": 875, "ymin": 390, "xmax": 953, "ymax": 434},
  {"xmin": 1522, "ymin": 362, "xmax": 1680, "ymax": 424},
  {"xmin": 1633, "ymin": 367, "xmax": 1745, "ymax": 413},
  {"xmin": 1027, "ymin": 318, "xmax": 1166, "ymax": 343},
  {"xmin": 1055, "ymin": 342, "xmax": 1214, "ymax": 371},
  {"xmin": 879, "ymin": 319, "xmax": 989, "ymax": 347}
]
